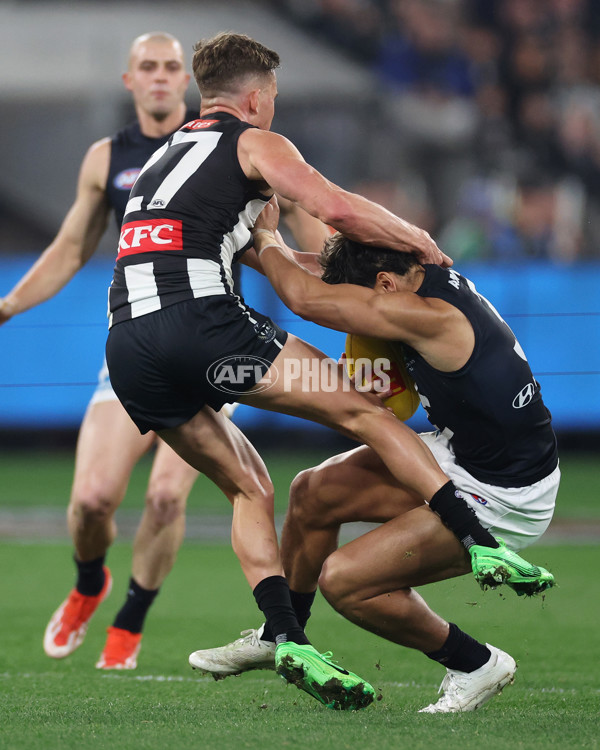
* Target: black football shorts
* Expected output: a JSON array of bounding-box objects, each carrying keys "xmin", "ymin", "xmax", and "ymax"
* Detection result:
[{"xmin": 106, "ymin": 295, "xmax": 288, "ymax": 433}]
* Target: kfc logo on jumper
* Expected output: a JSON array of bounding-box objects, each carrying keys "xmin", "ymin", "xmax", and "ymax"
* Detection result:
[
  {"xmin": 117, "ymin": 219, "xmax": 183, "ymax": 258},
  {"xmin": 183, "ymin": 119, "xmax": 219, "ymax": 130}
]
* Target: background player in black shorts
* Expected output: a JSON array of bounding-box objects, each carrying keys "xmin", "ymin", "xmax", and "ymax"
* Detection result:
[{"xmin": 105, "ymin": 32, "xmax": 552, "ymax": 710}]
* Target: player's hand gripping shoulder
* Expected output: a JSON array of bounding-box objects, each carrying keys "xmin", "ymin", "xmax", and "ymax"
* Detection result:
[{"xmin": 251, "ymin": 196, "xmax": 281, "ymax": 249}]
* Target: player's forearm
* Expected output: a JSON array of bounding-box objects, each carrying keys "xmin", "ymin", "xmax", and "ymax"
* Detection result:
[
  {"xmin": 254, "ymin": 232, "xmax": 320, "ymax": 316},
  {"xmin": 289, "ymin": 250, "xmax": 322, "ymax": 276},
  {"xmin": 2, "ymin": 241, "xmax": 85, "ymax": 318},
  {"xmin": 318, "ymin": 189, "xmax": 424, "ymax": 254}
]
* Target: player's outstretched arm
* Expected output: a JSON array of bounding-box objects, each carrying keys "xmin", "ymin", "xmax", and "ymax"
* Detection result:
[
  {"xmin": 240, "ymin": 128, "xmax": 451, "ymax": 267},
  {"xmin": 0, "ymin": 139, "xmax": 111, "ymax": 326},
  {"xmin": 251, "ymin": 198, "xmax": 436, "ymax": 347}
]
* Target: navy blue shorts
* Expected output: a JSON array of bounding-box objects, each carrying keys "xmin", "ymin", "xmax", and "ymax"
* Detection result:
[{"xmin": 106, "ymin": 295, "xmax": 288, "ymax": 434}]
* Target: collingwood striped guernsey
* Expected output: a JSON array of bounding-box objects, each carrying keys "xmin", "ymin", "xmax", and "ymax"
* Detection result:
[{"xmin": 108, "ymin": 112, "xmax": 269, "ymax": 327}]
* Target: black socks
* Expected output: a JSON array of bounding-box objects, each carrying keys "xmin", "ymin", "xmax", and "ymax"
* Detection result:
[
  {"xmin": 426, "ymin": 622, "xmax": 491, "ymax": 673},
  {"xmin": 253, "ymin": 575, "xmax": 310, "ymax": 646},
  {"xmin": 113, "ymin": 578, "xmax": 159, "ymax": 634},
  {"xmin": 429, "ymin": 481, "xmax": 499, "ymax": 550},
  {"xmin": 75, "ymin": 555, "xmax": 106, "ymax": 596},
  {"xmin": 75, "ymin": 555, "xmax": 158, "ymax": 633},
  {"xmin": 262, "ymin": 588, "xmax": 316, "ymax": 643}
]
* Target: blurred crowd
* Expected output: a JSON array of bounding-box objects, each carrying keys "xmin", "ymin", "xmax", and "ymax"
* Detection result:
[{"xmin": 270, "ymin": 0, "xmax": 600, "ymax": 262}]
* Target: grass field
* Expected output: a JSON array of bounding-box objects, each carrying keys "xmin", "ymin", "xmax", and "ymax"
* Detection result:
[
  {"xmin": 1, "ymin": 449, "xmax": 599, "ymax": 519},
  {"xmin": 0, "ymin": 450, "xmax": 598, "ymax": 749}
]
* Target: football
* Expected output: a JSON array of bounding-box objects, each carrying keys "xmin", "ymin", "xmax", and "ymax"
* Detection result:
[{"xmin": 344, "ymin": 334, "xmax": 420, "ymax": 421}]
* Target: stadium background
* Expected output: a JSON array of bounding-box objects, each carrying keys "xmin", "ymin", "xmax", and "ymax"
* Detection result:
[
  {"xmin": 1, "ymin": 0, "xmax": 599, "ymax": 443},
  {"xmin": 0, "ymin": 3, "xmax": 598, "ymax": 748}
]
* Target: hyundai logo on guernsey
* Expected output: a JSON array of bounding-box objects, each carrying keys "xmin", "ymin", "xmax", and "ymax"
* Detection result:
[
  {"xmin": 113, "ymin": 168, "xmax": 141, "ymax": 190},
  {"xmin": 117, "ymin": 219, "xmax": 183, "ymax": 259},
  {"xmin": 512, "ymin": 382, "xmax": 536, "ymax": 409}
]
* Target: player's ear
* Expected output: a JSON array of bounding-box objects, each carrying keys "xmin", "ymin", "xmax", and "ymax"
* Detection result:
[
  {"xmin": 248, "ymin": 88, "xmax": 261, "ymax": 115},
  {"xmin": 122, "ymin": 72, "xmax": 133, "ymax": 92},
  {"xmin": 375, "ymin": 272, "xmax": 397, "ymax": 293}
]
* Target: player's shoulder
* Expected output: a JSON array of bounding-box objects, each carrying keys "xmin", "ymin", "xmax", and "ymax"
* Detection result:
[
  {"xmin": 239, "ymin": 126, "xmax": 292, "ymax": 149},
  {"xmin": 79, "ymin": 137, "xmax": 111, "ymax": 188},
  {"xmin": 240, "ymin": 128, "xmax": 302, "ymax": 173},
  {"xmin": 87, "ymin": 136, "xmax": 112, "ymax": 155}
]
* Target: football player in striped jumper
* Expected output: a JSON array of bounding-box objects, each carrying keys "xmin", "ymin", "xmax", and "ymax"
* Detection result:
[{"xmin": 105, "ymin": 32, "xmax": 548, "ymax": 710}]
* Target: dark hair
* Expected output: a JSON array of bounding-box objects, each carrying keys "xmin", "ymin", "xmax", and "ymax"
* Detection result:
[
  {"xmin": 192, "ymin": 32, "xmax": 280, "ymax": 97},
  {"xmin": 320, "ymin": 233, "xmax": 421, "ymax": 287}
]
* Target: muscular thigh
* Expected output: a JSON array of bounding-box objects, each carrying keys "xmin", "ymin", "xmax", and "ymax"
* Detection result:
[
  {"xmin": 301, "ymin": 445, "xmax": 423, "ymax": 526},
  {"xmin": 239, "ymin": 334, "xmax": 388, "ymax": 430},
  {"xmin": 323, "ymin": 506, "xmax": 471, "ymax": 599},
  {"xmin": 72, "ymin": 399, "xmax": 155, "ymax": 501},
  {"xmin": 158, "ymin": 406, "xmax": 272, "ymax": 504}
]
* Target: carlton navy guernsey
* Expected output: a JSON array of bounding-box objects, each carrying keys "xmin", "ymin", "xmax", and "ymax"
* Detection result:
[
  {"xmin": 105, "ymin": 109, "xmax": 199, "ymax": 229},
  {"xmin": 108, "ymin": 112, "xmax": 268, "ymax": 327},
  {"xmin": 403, "ymin": 265, "xmax": 558, "ymax": 488}
]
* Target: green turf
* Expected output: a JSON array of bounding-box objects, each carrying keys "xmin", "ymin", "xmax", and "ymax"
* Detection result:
[
  {"xmin": 0, "ymin": 448, "xmax": 336, "ymax": 515},
  {"xmin": 0, "ymin": 542, "xmax": 597, "ymax": 749},
  {"xmin": 0, "ymin": 450, "xmax": 598, "ymax": 519}
]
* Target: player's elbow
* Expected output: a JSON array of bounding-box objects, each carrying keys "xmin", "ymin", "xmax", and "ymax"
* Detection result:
[{"xmin": 282, "ymin": 284, "xmax": 313, "ymax": 319}]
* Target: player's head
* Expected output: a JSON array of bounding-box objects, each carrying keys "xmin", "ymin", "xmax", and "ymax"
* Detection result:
[
  {"xmin": 320, "ymin": 233, "xmax": 421, "ymax": 288},
  {"xmin": 192, "ymin": 33, "xmax": 280, "ymax": 130},
  {"xmin": 123, "ymin": 32, "xmax": 190, "ymax": 121}
]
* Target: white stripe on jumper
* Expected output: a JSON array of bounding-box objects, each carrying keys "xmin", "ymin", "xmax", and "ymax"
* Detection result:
[
  {"xmin": 187, "ymin": 258, "xmax": 226, "ymax": 298},
  {"xmin": 125, "ymin": 262, "xmax": 161, "ymax": 318},
  {"xmin": 219, "ymin": 198, "xmax": 267, "ymax": 293}
]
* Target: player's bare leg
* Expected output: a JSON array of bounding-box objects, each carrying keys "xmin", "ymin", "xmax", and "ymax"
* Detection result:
[
  {"xmin": 240, "ymin": 335, "xmax": 448, "ymax": 501},
  {"xmin": 283, "ymin": 447, "xmax": 516, "ymax": 713},
  {"xmin": 254, "ymin": 338, "xmax": 553, "ymax": 598},
  {"xmin": 282, "ymin": 445, "xmax": 424, "ymax": 594},
  {"xmin": 131, "ymin": 439, "xmax": 198, "ymax": 590},
  {"xmin": 170, "ymin": 386, "xmax": 374, "ymax": 709},
  {"xmin": 319, "ymin": 507, "xmax": 515, "ymax": 712},
  {"xmin": 45, "ymin": 400, "xmax": 154, "ymax": 659},
  {"xmin": 159, "ymin": 407, "xmax": 281, "ymax": 589},
  {"xmin": 67, "ymin": 400, "xmax": 155, "ymax": 561},
  {"xmin": 97, "ymin": 439, "xmax": 198, "ymax": 670}
]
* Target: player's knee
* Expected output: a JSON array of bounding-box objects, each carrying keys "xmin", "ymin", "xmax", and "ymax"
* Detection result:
[
  {"xmin": 318, "ymin": 551, "xmax": 356, "ymax": 613},
  {"xmin": 337, "ymin": 402, "xmax": 393, "ymax": 444},
  {"xmin": 288, "ymin": 469, "xmax": 316, "ymax": 523},
  {"xmin": 289, "ymin": 466, "xmax": 342, "ymax": 528},
  {"xmin": 71, "ymin": 484, "xmax": 118, "ymax": 523},
  {"xmin": 145, "ymin": 483, "xmax": 186, "ymax": 527}
]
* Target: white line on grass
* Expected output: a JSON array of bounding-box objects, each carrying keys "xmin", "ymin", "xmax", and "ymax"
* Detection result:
[{"xmin": 1, "ymin": 671, "xmax": 595, "ymax": 694}]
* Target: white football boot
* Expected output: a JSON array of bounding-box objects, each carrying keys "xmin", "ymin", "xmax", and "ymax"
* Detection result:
[
  {"xmin": 189, "ymin": 624, "xmax": 276, "ymax": 680},
  {"xmin": 419, "ymin": 644, "xmax": 517, "ymax": 713}
]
